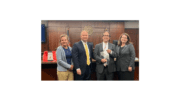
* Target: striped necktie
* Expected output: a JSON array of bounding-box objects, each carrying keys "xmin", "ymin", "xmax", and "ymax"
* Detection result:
[{"xmin": 84, "ymin": 43, "xmax": 90, "ymax": 65}]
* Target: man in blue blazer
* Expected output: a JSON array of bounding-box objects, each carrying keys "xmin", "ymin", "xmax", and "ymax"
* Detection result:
[{"xmin": 72, "ymin": 30, "xmax": 94, "ymax": 80}]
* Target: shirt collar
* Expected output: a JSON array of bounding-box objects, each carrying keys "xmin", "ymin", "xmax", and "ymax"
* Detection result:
[
  {"xmin": 103, "ymin": 42, "xmax": 108, "ymax": 46},
  {"xmin": 81, "ymin": 40, "xmax": 87, "ymax": 45}
]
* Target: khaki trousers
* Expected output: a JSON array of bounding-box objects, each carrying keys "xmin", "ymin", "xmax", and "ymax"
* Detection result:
[{"xmin": 57, "ymin": 70, "xmax": 74, "ymax": 80}]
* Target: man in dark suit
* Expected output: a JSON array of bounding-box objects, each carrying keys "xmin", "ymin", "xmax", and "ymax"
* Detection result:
[
  {"xmin": 94, "ymin": 31, "xmax": 116, "ymax": 80},
  {"xmin": 72, "ymin": 30, "xmax": 94, "ymax": 80}
]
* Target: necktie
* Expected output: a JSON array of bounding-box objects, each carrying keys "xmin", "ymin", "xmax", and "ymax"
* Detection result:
[
  {"xmin": 104, "ymin": 43, "xmax": 108, "ymax": 66},
  {"xmin": 85, "ymin": 43, "xmax": 90, "ymax": 65},
  {"xmin": 104, "ymin": 43, "xmax": 107, "ymax": 50}
]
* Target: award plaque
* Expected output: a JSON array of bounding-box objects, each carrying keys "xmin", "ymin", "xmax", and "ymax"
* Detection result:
[
  {"xmin": 48, "ymin": 52, "xmax": 53, "ymax": 61},
  {"xmin": 100, "ymin": 50, "xmax": 109, "ymax": 66}
]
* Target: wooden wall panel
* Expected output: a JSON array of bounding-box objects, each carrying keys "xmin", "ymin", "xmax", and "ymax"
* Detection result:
[
  {"xmin": 48, "ymin": 27, "xmax": 66, "ymax": 51},
  {"xmin": 68, "ymin": 21, "xmax": 82, "ymax": 27},
  {"xmin": 137, "ymin": 33, "xmax": 139, "ymax": 58},
  {"xmin": 88, "ymin": 27, "xmax": 109, "ymax": 48},
  {"xmin": 42, "ymin": 21, "xmax": 126, "ymax": 51},
  {"xmin": 48, "ymin": 21, "xmax": 68, "ymax": 27},
  {"xmin": 124, "ymin": 29, "xmax": 139, "ymax": 58},
  {"xmin": 82, "ymin": 21, "xmax": 95, "ymax": 28},
  {"xmin": 93, "ymin": 28, "xmax": 106, "ymax": 32},
  {"xmin": 109, "ymin": 22, "xmax": 125, "ymax": 43},
  {"xmin": 69, "ymin": 28, "xmax": 81, "ymax": 46},
  {"xmin": 89, "ymin": 32, "xmax": 103, "ymax": 48},
  {"xmin": 125, "ymin": 29, "xmax": 139, "ymax": 80},
  {"xmin": 93, "ymin": 21, "xmax": 109, "ymax": 28}
]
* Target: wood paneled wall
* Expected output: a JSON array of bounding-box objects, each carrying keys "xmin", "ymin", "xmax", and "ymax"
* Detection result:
[
  {"xmin": 124, "ymin": 29, "xmax": 139, "ymax": 58},
  {"xmin": 43, "ymin": 21, "xmax": 125, "ymax": 51},
  {"xmin": 41, "ymin": 21, "xmax": 139, "ymax": 58}
]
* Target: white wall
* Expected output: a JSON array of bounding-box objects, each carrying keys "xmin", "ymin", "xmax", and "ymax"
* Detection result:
[
  {"xmin": 125, "ymin": 21, "xmax": 139, "ymax": 28},
  {"xmin": 41, "ymin": 20, "xmax": 48, "ymax": 27}
]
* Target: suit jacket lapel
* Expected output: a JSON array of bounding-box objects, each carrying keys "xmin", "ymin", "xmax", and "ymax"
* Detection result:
[
  {"xmin": 87, "ymin": 42, "xmax": 91, "ymax": 57},
  {"xmin": 107, "ymin": 43, "xmax": 111, "ymax": 64},
  {"xmin": 121, "ymin": 45, "xmax": 128, "ymax": 54},
  {"xmin": 80, "ymin": 41, "xmax": 86, "ymax": 55},
  {"xmin": 117, "ymin": 46, "xmax": 120, "ymax": 56},
  {"xmin": 108, "ymin": 42, "xmax": 111, "ymax": 49},
  {"xmin": 100, "ymin": 43, "xmax": 103, "ymax": 52}
]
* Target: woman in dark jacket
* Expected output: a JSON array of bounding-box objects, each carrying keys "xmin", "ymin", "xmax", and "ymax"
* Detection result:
[{"xmin": 115, "ymin": 33, "xmax": 135, "ymax": 80}]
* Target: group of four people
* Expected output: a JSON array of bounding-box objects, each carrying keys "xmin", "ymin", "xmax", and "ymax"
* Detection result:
[{"xmin": 56, "ymin": 30, "xmax": 135, "ymax": 80}]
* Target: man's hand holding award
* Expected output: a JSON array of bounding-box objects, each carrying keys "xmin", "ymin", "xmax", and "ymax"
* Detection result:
[{"xmin": 100, "ymin": 50, "xmax": 109, "ymax": 67}]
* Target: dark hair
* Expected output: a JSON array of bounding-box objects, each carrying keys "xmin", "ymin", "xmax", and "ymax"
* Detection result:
[
  {"xmin": 102, "ymin": 31, "xmax": 111, "ymax": 42},
  {"xmin": 102, "ymin": 31, "xmax": 111, "ymax": 37},
  {"xmin": 118, "ymin": 33, "xmax": 132, "ymax": 46}
]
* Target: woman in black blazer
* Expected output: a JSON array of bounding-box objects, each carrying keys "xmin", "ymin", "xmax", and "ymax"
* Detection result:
[{"xmin": 115, "ymin": 33, "xmax": 135, "ymax": 80}]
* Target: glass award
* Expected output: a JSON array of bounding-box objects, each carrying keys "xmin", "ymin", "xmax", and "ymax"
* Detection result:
[{"xmin": 100, "ymin": 50, "xmax": 109, "ymax": 66}]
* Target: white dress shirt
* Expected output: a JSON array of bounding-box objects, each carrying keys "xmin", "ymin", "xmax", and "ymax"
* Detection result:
[
  {"xmin": 102, "ymin": 42, "xmax": 112, "ymax": 66},
  {"xmin": 103, "ymin": 42, "xmax": 112, "ymax": 54}
]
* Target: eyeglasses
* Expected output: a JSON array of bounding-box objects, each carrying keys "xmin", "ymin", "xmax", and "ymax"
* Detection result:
[
  {"xmin": 103, "ymin": 35, "xmax": 110, "ymax": 37},
  {"xmin": 121, "ymin": 37, "xmax": 127, "ymax": 39}
]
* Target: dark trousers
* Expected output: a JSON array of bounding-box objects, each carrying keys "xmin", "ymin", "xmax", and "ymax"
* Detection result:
[
  {"xmin": 117, "ymin": 70, "xmax": 134, "ymax": 80},
  {"xmin": 75, "ymin": 65, "xmax": 91, "ymax": 80},
  {"xmin": 96, "ymin": 66, "xmax": 114, "ymax": 80}
]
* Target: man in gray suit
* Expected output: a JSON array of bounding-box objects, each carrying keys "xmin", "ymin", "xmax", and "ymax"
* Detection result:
[{"xmin": 94, "ymin": 31, "xmax": 116, "ymax": 80}]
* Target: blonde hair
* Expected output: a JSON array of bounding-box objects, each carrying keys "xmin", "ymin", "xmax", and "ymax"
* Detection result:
[
  {"xmin": 80, "ymin": 30, "xmax": 88, "ymax": 35},
  {"xmin": 59, "ymin": 34, "xmax": 70, "ymax": 46}
]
